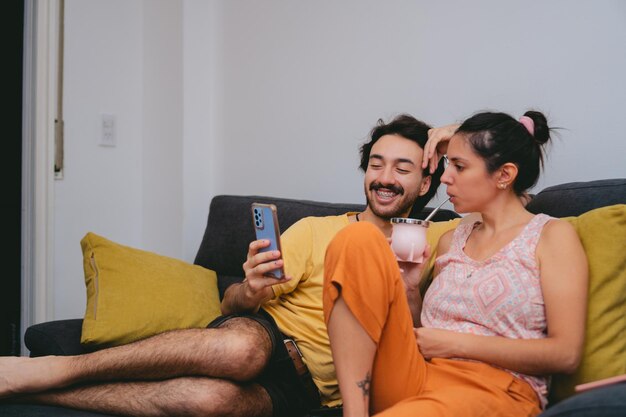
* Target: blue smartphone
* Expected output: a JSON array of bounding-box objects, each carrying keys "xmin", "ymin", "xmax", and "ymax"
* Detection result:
[{"xmin": 251, "ymin": 203, "xmax": 285, "ymax": 279}]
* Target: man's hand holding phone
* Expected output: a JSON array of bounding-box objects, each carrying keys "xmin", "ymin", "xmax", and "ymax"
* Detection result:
[
  {"xmin": 222, "ymin": 240, "xmax": 292, "ymax": 315},
  {"xmin": 242, "ymin": 239, "xmax": 291, "ymax": 299},
  {"xmin": 221, "ymin": 203, "xmax": 291, "ymax": 315}
]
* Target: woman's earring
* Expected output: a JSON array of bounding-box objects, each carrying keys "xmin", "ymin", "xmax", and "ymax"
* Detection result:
[{"xmin": 498, "ymin": 182, "xmax": 507, "ymax": 190}]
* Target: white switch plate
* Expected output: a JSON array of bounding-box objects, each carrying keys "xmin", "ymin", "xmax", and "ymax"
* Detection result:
[{"xmin": 99, "ymin": 114, "xmax": 116, "ymax": 147}]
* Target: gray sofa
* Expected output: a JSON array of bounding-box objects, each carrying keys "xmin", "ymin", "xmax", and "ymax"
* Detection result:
[{"xmin": 2, "ymin": 178, "xmax": 625, "ymax": 417}]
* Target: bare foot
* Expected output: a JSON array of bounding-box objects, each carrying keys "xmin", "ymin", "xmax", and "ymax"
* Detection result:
[{"xmin": 0, "ymin": 356, "xmax": 72, "ymax": 399}]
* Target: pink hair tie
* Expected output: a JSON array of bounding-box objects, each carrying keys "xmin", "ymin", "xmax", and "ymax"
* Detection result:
[{"xmin": 519, "ymin": 116, "xmax": 535, "ymax": 136}]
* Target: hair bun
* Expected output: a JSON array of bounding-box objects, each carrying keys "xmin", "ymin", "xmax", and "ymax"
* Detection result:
[{"xmin": 523, "ymin": 110, "xmax": 550, "ymax": 145}]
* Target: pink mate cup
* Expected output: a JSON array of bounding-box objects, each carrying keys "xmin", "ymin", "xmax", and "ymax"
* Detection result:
[{"xmin": 390, "ymin": 218, "xmax": 429, "ymax": 263}]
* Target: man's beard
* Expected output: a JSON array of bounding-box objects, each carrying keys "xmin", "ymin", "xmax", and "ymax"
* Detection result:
[{"xmin": 365, "ymin": 182, "xmax": 421, "ymax": 220}]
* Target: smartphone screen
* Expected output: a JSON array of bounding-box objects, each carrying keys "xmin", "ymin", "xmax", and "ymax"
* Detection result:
[{"xmin": 251, "ymin": 203, "xmax": 285, "ymax": 279}]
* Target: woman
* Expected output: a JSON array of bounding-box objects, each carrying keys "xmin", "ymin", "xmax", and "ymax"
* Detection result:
[{"xmin": 322, "ymin": 111, "xmax": 588, "ymax": 417}]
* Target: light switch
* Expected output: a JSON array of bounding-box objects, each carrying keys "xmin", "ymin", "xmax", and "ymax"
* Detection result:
[{"xmin": 99, "ymin": 114, "xmax": 116, "ymax": 147}]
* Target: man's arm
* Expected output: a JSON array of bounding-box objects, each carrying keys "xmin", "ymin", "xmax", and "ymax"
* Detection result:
[
  {"xmin": 221, "ymin": 239, "xmax": 291, "ymax": 315},
  {"xmin": 222, "ymin": 217, "xmax": 315, "ymax": 315}
]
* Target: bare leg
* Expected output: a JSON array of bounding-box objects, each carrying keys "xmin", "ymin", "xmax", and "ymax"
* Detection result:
[
  {"xmin": 327, "ymin": 296, "xmax": 376, "ymax": 417},
  {"xmin": 324, "ymin": 223, "xmax": 426, "ymax": 415},
  {"xmin": 0, "ymin": 317, "xmax": 271, "ymax": 398},
  {"xmin": 15, "ymin": 376, "xmax": 272, "ymax": 417}
]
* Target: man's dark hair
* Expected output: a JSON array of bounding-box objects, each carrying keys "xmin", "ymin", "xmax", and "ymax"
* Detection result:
[{"xmin": 359, "ymin": 114, "xmax": 444, "ymax": 215}]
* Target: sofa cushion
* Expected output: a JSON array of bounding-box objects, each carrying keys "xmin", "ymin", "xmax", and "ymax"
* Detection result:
[
  {"xmin": 527, "ymin": 179, "xmax": 626, "ymax": 217},
  {"xmin": 80, "ymin": 232, "xmax": 222, "ymax": 349},
  {"xmin": 549, "ymin": 204, "xmax": 626, "ymax": 403},
  {"xmin": 194, "ymin": 196, "xmax": 366, "ymax": 297},
  {"xmin": 25, "ymin": 319, "xmax": 88, "ymax": 357}
]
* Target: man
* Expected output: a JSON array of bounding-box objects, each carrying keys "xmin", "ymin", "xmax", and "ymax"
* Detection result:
[{"xmin": 0, "ymin": 114, "xmax": 447, "ymax": 417}]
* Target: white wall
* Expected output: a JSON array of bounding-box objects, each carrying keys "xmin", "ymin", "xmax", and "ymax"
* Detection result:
[
  {"xmin": 55, "ymin": 0, "xmax": 143, "ymax": 320},
  {"xmin": 182, "ymin": 0, "xmax": 221, "ymax": 261},
  {"xmin": 206, "ymin": 0, "xmax": 626, "ymax": 208},
  {"xmin": 54, "ymin": 0, "xmax": 183, "ymax": 319},
  {"xmin": 52, "ymin": 0, "xmax": 626, "ymax": 320},
  {"xmin": 142, "ymin": 1, "xmax": 183, "ymax": 259}
]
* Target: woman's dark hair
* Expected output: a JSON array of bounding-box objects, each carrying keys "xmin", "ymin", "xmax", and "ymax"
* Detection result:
[
  {"xmin": 359, "ymin": 114, "xmax": 445, "ymax": 214},
  {"xmin": 455, "ymin": 110, "xmax": 552, "ymax": 195}
]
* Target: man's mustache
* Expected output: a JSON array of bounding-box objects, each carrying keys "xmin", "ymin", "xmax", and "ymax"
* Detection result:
[{"xmin": 370, "ymin": 182, "xmax": 404, "ymax": 195}]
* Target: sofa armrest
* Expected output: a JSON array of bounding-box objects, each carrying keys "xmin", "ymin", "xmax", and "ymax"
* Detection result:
[{"xmin": 24, "ymin": 319, "xmax": 90, "ymax": 357}]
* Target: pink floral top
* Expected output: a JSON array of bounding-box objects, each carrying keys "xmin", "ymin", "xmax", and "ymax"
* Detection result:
[{"xmin": 421, "ymin": 214, "xmax": 553, "ymax": 407}]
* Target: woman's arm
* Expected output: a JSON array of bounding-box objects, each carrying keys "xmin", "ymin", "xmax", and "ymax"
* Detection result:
[
  {"xmin": 535, "ymin": 219, "xmax": 588, "ymax": 372},
  {"xmin": 416, "ymin": 219, "xmax": 588, "ymax": 375}
]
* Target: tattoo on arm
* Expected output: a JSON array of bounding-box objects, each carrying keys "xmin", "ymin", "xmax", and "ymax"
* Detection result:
[{"xmin": 356, "ymin": 371, "xmax": 371, "ymax": 397}]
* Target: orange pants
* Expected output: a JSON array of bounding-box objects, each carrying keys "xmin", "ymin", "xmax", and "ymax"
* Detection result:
[{"xmin": 323, "ymin": 222, "xmax": 541, "ymax": 417}]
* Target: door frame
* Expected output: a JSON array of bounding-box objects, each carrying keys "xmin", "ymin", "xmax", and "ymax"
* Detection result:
[{"xmin": 21, "ymin": 0, "xmax": 60, "ymax": 354}]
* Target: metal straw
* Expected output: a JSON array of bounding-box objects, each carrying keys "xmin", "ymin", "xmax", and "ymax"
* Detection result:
[{"xmin": 423, "ymin": 197, "xmax": 451, "ymax": 223}]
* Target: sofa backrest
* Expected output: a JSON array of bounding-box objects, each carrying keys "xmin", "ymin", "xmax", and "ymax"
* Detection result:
[
  {"xmin": 194, "ymin": 195, "xmax": 459, "ymax": 297},
  {"xmin": 526, "ymin": 178, "xmax": 626, "ymax": 217}
]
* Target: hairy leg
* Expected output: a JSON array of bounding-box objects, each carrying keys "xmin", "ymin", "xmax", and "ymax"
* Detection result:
[
  {"xmin": 16, "ymin": 376, "xmax": 273, "ymax": 417},
  {"xmin": 327, "ymin": 296, "xmax": 376, "ymax": 417},
  {"xmin": 0, "ymin": 317, "xmax": 272, "ymax": 398}
]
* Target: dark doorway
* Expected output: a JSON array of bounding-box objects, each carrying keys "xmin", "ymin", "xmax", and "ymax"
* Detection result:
[{"xmin": 2, "ymin": 0, "xmax": 25, "ymax": 356}]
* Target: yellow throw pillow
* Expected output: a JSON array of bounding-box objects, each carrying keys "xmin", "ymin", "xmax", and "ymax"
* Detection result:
[
  {"xmin": 550, "ymin": 204, "xmax": 626, "ymax": 402},
  {"xmin": 80, "ymin": 232, "xmax": 222, "ymax": 349}
]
